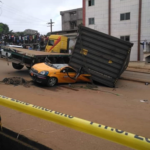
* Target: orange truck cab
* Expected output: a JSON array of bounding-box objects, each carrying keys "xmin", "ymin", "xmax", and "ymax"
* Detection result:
[{"xmin": 45, "ymin": 35, "xmax": 69, "ymax": 53}]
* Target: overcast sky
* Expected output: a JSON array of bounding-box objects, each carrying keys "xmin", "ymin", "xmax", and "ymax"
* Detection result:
[{"xmin": 0, "ymin": 0, "xmax": 82, "ymax": 34}]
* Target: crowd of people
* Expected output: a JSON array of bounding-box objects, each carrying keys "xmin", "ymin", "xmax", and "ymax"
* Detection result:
[{"xmin": 0, "ymin": 34, "xmax": 49, "ymax": 50}]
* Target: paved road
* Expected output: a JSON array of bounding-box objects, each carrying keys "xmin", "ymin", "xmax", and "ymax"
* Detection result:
[
  {"xmin": 0, "ymin": 59, "xmax": 150, "ymax": 150},
  {"xmin": 121, "ymin": 70, "xmax": 150, "ymax": 83}
]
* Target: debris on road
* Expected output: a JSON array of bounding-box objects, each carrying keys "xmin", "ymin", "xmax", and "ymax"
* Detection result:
[
  {"xmin": 67, "ymin": 84, "xmax": 120, "ymax": 96},
  {"xmin": 60, "ymin": 85, "xmax": 79, "ymax": 91},
  {"xmin": 140, "ymin": 100, "xmax": 149, "ymax": 103},
  {"xmin": 1, "ymin": 77, "xmax": 32, "ymax": 87},
  {"xmin": 145, "ymin": 82, "xmax": 149, "ymax": 85},
  {"xmin": 69, "ymin": 83, "xmax": 98, "ymax": 90},
  {"xmin": 84, "ymin": 84, "xmax": 98, "ymax": 90}
]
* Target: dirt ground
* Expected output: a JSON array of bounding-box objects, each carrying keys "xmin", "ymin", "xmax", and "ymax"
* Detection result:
[{"xmin": 0, "ymin": 59, "xmax": 150, "ymax": 150}]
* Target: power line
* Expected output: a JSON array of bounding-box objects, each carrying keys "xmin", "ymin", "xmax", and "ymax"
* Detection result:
[
  {"xmin": 0, "ymin": 16, "xmax": 46, "ymax": 24},
  {"xmin": 3, "ymin": 3, "xmax": 45, "ymax": 22},
  {"xmin": 1, "ymin": 7, "xmax": 47, "ymax": 23},
  {"xmin": 2, "ymin": 3, "xmax": 47, "ymax": 22}
]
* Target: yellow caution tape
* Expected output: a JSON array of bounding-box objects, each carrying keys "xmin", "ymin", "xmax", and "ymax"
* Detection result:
[{"xmin": 0, "ymin": 95, "xmax": 150, "ymax": 150}]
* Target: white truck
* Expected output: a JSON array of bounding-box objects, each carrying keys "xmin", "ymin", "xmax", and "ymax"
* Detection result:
[{"xmin": 0, "ymin": 45, "xmax": 23, "ymax": 58}]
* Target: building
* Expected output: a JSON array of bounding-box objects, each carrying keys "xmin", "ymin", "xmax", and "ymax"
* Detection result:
[
  {"xmin": 60, "ymin": 8, "xmax": 83, "ymax": 31},
  {"xmin": 24, "ymin": 29, "xmax": 38, "ymax": 35},
  {"xmin": 82, "ymin": 0, "xmax": 150, "ymax": 61}
]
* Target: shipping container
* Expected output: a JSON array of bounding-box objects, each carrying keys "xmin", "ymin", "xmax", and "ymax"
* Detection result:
[{"xmin": 69, "ymin": 25, "xmax": 133, "ymax": 87}]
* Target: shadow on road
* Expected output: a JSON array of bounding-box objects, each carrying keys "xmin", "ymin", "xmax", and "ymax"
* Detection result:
[{"xmin": 6, "ymin": 69, "xmax": 30, "ymax": 78}]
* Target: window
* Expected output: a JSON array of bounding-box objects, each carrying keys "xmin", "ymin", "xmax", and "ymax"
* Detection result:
[
  {"xmin": 61, "ymin": 67, "xmax": 76, "ymax": 73},
  {"xmin": 66, "ymin": 67, "xmax": 76, "ymax": 73},
  {"xmin": 120, "ymin": 36, "xmax": 130, "ymax": 42},
  {"xmin": 48, "ymin": 40, "xmax": 54, "ymax": 46},
  {"xmin": 88, "ymin": 0, "xmax": 94, "ymax": 6},
  {"xmin": 120, "ymin": 12, "xmax": 130, "ymax": 21},
  {"xmin": 70, "ymin": 11, "xmax": 76, "ymax": 16},
  {"xmin": 89, "ymin": 18, "xmax": 95, "ymax": 25},
  {"xmin": 70, "ymin": 21, "xmax": 77, "ymax": 29}
]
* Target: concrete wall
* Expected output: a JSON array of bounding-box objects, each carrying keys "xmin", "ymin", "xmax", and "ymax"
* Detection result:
[
  {"xmin": 141, "ymin": 0, "xmax": 150, "ymax": 52},
  {"xmin": 61, "ymin": 8, "xmax": 83, "ymax": 30},
  {"xmin": 77, "ymin": 9, "xmax": 83, "ymax": 20},
  {"xmin": 63, "ymin": 13, "xmax": 70, "ymax": 22},
  {"xmin": 85, "ymin": 0, "xmax": 150, "ymax": 61},
  {"xmin": 111, "ymin": 0, "xmax": 139, "ymax": 61},
  {"xmin": 85, "ymin": 0, "xmax": 108, "ymax": 33},
  {"xmin": 62, "ymin": 22, "xmax": 70, "ymax": 31}
]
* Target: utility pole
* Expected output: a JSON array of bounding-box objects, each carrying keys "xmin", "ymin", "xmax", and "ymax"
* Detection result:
[{"xmin": 47, "ymin": 19, "xmax": 54, "ymax": 33}]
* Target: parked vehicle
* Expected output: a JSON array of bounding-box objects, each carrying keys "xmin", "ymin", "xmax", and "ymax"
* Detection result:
[
  {"xmin": 1, "ymin": 25, "xmax": 134, "ymax": 87},
  {"xmin": 0, "ymin": 34, "xmax": 72, "ymax": 69},
  {"xmin": 30, "ymin": 63, "xmax": 90, "ymax": 87},
  {"xmin": 45, "ymin": 35, "xmax": 70, "ymax": 53},
  {"xmin": 0, "ymin": 45, "xmax": 23, "ymax": 58}
]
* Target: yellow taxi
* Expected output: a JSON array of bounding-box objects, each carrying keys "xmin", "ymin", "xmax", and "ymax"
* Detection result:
[{"xmin": 30, "ymin": 62, "xmax": 91, "ymax": 87}]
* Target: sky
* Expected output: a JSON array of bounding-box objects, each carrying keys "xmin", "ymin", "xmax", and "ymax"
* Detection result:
[{"xmin": 0, "ymin": 0, "xmax": 82, "ymax": 35}]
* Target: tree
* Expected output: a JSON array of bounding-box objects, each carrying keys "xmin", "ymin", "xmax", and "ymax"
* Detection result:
[
  {"xmin": 15, "ymin": 32, "xmax": 25, "ymax": 36},
  {"xmin": 0, "ymin": 23, "xmax": 9, "ymax": 34},
  {"xmin": 47, "ymin": 32, "xmax": 51, "ymax": 36}
]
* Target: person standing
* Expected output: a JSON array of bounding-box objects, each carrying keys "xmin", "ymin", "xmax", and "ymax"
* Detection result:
[
  {"xmin": 28, "ymin": 45, "xmax": 33, "ymax": 50},
  {"xmin": 4, "ymin": 35, "xmax": 8, "ymax": 45}
]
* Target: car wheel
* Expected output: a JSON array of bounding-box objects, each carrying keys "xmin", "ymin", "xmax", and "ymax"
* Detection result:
[
  {"xmin": 47, "ymin": 77, "xmax": 57, "ymax": 87},
  {"xmin": 0, "ymin": 52, "xmax": 2, "ymax": 58},
  {"xmin": 12, "ymin": 63, "xmax": 24, "ymax": 70}
]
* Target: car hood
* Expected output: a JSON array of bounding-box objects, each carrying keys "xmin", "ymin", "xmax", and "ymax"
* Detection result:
[{"xmin": 32, "ymin": 63, "xmax": 57, "ymax": 73}]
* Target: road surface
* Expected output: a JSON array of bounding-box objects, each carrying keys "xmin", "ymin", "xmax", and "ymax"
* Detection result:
[{"xmin": 0, "ymin": 59, "xmax": 150, "ymax": 150}]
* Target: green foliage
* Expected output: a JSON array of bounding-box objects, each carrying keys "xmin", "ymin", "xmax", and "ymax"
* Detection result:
[
  {"xmin": 0, "ymin": 23, "xmax": 9, "ymax": 34},
  {"xmin": 47, "ymin": 32, "xmax": 51, "ymax": 36},
  {"xmin": 0, "ymin": 24, "xmax": 3, "ymax": 33}
]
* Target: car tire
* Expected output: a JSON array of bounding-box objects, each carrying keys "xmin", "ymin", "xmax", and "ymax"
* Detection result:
[
  {"xmin": 0, "ymin": 52, "xmax": 2, "ymax": 58},
  {"xmin": 47, "ymin": 77, "xmax": 57, "ymax": 87},
  {"xmin": 26, "ymin": 66, "xmax": 31, "ymax": 69},
  {"xmin": 12, "ymin": 63, "xmax": 24, "ymax": 70}
]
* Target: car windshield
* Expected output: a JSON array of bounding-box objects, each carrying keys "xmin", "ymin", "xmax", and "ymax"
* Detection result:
[
  {"xmin": 45, "ymin": 63, "xmax": 68, "ymax": 69},
  {"xmin": 48, "ymin": 40, "xmax": 54, "ymax": 46}
]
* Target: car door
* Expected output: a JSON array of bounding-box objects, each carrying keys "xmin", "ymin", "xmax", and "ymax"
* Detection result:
[
  {"xmin": 77, "ymin": 74, "xmax": 91, "ymax": 83},
  {"xmin": 59, "ymin": 67, "xmax": 77, "ymax": 83},
  {"xmin": 45, "ymin": 39, "xmax": 54, "ymax": 52},
  {"xmin": 45, "ymin": 37, "xmax": 61, "ymax": 53}
]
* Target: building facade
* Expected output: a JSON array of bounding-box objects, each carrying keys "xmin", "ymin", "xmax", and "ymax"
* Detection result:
[
  {"xmin": 60, "ymin": 8, "xmax": 83, "ymax": 31},
  {"xmin": 83, "ymin": 0, "xmax": 150, "ymax": 61},
  {"xmin": 24, "ymin": 29, "xmax": 38, "ymax": 35}
]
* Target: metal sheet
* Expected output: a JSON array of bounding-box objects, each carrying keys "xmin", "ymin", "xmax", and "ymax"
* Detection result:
[{"xmin": 69, "ymin": 25, "xmax": 133, "ymax": 87}]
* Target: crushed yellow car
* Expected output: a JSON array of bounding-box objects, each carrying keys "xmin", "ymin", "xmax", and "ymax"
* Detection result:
[{"xmin": 30, "ymin": 63, "xmax": 91, "ymax": 87}]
